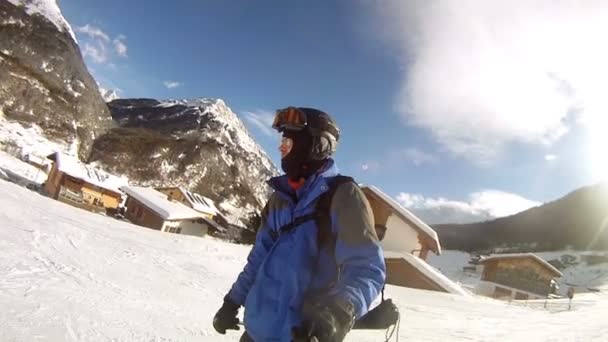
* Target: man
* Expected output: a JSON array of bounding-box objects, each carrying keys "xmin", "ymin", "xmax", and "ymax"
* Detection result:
[{"xmin": 213, "ymin": 107, "xmax": 386, "ymax": 342}]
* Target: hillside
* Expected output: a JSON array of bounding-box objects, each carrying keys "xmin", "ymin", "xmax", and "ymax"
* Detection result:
[{"xmin": 434, "ymin": 183, "xmax": 608, "ymax": 252}]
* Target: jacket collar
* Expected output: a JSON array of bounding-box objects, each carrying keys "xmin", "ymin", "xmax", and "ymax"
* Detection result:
[{"xmin": 268, "ymin": 159, "xmax": 339, "ymax": 205}]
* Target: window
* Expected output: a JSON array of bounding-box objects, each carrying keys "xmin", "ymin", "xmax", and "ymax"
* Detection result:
[{"xmin": 176, "ymin": 228, "xmax": 181, "ymax": 234}]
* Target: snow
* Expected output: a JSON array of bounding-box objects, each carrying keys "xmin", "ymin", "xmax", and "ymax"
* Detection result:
[
  {"xmin": 98, "ymin": 86, "xmax": 119, "ymax": 102},
  {"xmin": 0, "ymin": 157, "xmax": 608, "ymax": 341},
  {"xmin": 2, "ymin": 16, "xmax": 26, "ymax": 27},
  {"xmin": 177, "ymin": 187, "xmax": 219, "ymax": 216},
  {"xmin": 50, "ymin": 152, "xmax": 128, "ymax": 195},
  {"xmin": 121, "ymin": 186, "xmax": 204, "ymax": 220},
  {"xmin": 428, "ymin": 250, "xmax": 608, "ymax": 297},
  {"xmin": 0, "ymin": 150, "xmax": 47, "ymax": 185},
  {"xmin": 364, "ymin": 185, "xmax": 441, "ymax": 253},
  {"xmin": 41, "ymin": 60, "xmax": 53, "ymax": 72},
  {"xmin": 7, "ymin": 0, "xmax": 77, "ymax": 42},
  {"xmin": 0, "ymin": 178, "xmax": 607, "ymax": 341},
  {"xmin": 384, "ymin": 251, "xmax": 469, "ymax": 296},
  {"xmin": 0, "ymin": 116, "xmax": 67, "ymax": 158}
]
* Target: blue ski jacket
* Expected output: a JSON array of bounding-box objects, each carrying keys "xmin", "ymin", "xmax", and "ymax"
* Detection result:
[{"xmin": 227, "ymin": 159, "xmax": 386, "ymax": 342}]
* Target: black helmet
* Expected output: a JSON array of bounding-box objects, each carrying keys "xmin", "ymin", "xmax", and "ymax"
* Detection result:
[{"xmin": 272, "ymin": 106, "xmax": 340, "ymax": 160}]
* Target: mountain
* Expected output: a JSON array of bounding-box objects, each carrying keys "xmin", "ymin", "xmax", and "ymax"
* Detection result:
[
  {"xmin": 434, "ymin": 183, "xmax": 608, "ymax": 252},
  {"xmin": 0, "ymin": 0, "xmax": 278, "ymax": 232},
  {"xmin": 99, "ymin": 87, "xmax": 119, "ymax": 102},
  {"xmin": 89, "ymin": 98, "xmax": 279, "ymax": 228},
  {"xmin": 0, "ymin": 0, "xmax": 112, "ymax": 159}
]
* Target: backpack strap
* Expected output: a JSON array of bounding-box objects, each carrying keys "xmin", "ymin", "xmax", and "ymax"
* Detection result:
[{"xmin": 268, "ymin": 175, "xmax": 356, "ymax": 244}]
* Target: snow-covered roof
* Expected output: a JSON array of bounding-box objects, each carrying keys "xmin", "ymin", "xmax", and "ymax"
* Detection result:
[
  {"xmin": 24, "ymin": 153, "xmax": 50, "ymax": 166},
  {"xmin": 384, "ymin": 251, "xmax": 469, "ymax": 296},
  {"xmin": 48, "ymin": 152, "xmax": 128, "ymax": 194},
  {"xmin": 362, "ymin": 185, "xmax": 441, "ymax": 254},
  {"xmin": 480, "ymin": 253, "xmax": 563, "ymax": 277},
  {"xmin": 121, "ymin": 186, "xmax": 205, "ymax": 221},
  {"xmin": 199, "ymin": 216, "xmax": 226, "ymax": 233},
  {"xmin": 176, "ymin": 187, "xmax": 219, "ymax": 216}
]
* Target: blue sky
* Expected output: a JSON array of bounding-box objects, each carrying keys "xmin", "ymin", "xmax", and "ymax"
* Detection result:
[{"xmin": 59, "ymin": 0, "xmax": 608, "ymax": 223}]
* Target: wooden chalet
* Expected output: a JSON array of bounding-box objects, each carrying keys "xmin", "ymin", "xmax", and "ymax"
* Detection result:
[
  {"xmin": 121, "ymin": 186, "xmax": 222, "ymax": 237},
  {"xmin": 156, "ymin": 186, "xmax": 218, "ymax": 219},
  {"xmin": 362, "ymin": 185, "xmax": 465, "ymax": 294},
  {"xmin": 476, "ymin": 253, "xmax": 563, "ymax": 300},
  {"xmin": 44, "ymin": 152, "xmax": 127, "ymax": 213}
]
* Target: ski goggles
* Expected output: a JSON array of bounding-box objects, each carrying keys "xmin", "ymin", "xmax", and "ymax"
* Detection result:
[{"xmin": 272, "ymin": 107, "xmax": 308, "ymax": 131}]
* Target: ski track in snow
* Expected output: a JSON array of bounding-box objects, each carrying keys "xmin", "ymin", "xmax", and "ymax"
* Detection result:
[{"xmin": 0, "ymin": 177, "xmax": 607, "ymax": 341}]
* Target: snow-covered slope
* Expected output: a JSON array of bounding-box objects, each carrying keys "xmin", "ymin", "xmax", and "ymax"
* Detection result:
[{"xmin": 1, "ymin": 177, "xmax": 607, "ymax": 341}]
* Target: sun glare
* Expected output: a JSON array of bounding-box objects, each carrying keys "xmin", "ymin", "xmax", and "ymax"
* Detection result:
[{"xmin": 587, "ymin": 115, "xmax": 608, "ymax": 182}]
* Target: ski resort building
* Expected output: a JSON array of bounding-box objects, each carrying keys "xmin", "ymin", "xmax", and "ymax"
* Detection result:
[
  {"xmin": 155, "ymin": 186, "xmax": 219, "ymax": 219},
  {"xmin": 44, "ymin": 152, "xmax": 127, "ymax": 213},
  {"xmin": 476, "ymin": 253, "xmax": 563, "ymax": 300},
  {"xmin": 361, "ymin": 186, "xmax": 464, "ymax": 294},
  {"xmin": 121, "ymin": 186, "xmax": 221, "ymax": 237},
  {"xmin": 362, "ymin": 185, "xmax": 441, "ymax": 260}
]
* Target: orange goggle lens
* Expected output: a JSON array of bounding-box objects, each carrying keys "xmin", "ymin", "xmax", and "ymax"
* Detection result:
[{"xmin": 272, "ymin": 107, "xmax": 307, "ymax": 131}]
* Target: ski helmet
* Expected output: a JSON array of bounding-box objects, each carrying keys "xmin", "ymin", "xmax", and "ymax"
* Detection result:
[{"xmin": 272, "ymin": 106, "xmax": 340, "ymax": 160}]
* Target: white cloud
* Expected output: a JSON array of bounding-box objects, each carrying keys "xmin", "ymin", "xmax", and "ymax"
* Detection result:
[
  {"xmin": 400, "ymin": 147, "xmax": 438, "ymax": 166},
  {"xmin": 360, "ymin": 160, "xmax": 380, "ymax": 173},
  {"xmin": 396, "ymin": 190, "xmax": 541, "ymax": 224},
  {"xmin": 82, "ymin": 42, "xmax": 107, "ymax": 64},
  {"xmin": 163, "ymin": 81, "xmax": 182, "ymax": 89},
  {"xmin": 113, "ymin": 35, "xmax": 128, "ymax": 57},
  {"xmin": 76, "ymin": 24, "xmax": 110, "ymax": 42},
  {"xmin": 545, "ymin": 154, "xmax": 557, "ymax": 161},
  {"xmin": 243, "ymin": 110, "xmax": 275, "ymax": 136},
  {"xmin": 76, "ymin": 25, "xmax": 127, "ymax": 64},
  {"xmin": 368, "ymin": 1, "xmax": 608, "ymax": 163}
]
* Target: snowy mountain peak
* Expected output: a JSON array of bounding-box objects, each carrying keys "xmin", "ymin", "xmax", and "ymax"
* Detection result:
[
  {"xmin": 7, "ymin": 0, "xmax": 77, "ymax": 42},
  {"xmin": 99, "ymin": 88, "xmax": 119, "ymax": 102},
  {"xmin": 90, "ymin": 97, "xmax": 279, "ymax": 231}
]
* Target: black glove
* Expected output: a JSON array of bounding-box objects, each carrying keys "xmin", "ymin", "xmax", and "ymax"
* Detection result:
[
  {"xmin": 213, "ymin": 296, "xmax": 240, "ymax": 334},
  {"xmin": 296, "ymin": 298, "xmax": 355, "ymax": 342}
]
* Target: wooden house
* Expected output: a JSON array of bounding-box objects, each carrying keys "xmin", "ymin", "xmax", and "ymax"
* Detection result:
[
  {"xmin": 44, "ymin": 152, "xmax": 127, "ymax": 213},
  {"xmin": 362, "ymin": 185, "xmax": 441, "ymax": 260},
  {"xmin": 362, "ymin": 186, "xmax": 466, "ymax": 295},
  {"xmin": 156, "ymin": 187, "xmax": 218, "ymax": 219},
  {"xmin": 476, "ymin": 253, "xmax": 563, "ymax": 300},
  {"xmin": 121, "ymin": 186, "xmax": 220, "ymax": 237}
]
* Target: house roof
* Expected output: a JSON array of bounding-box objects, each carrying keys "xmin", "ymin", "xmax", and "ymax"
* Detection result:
[
  {"xmin": 121, "ymin": 186, "xmax": 204, "ymax": 220},
  {"xmin": 175, "ymin": 187, "xmax": 219, "ymax": 215},
  {"xmin": 362, "ymin": 185, "xmax": 441, "ymax": 254},
  {"xmin": 479, "ymin": 253, "xmax": 563, "ymax": 277},
  {"xmin": 47, "ymin": 152, "xmax": 128, "ymax": 195},
  {"xmin": 199, "ymin": 215, "xmax": 227, "ymax": 233},
  {"xmin": 24, "ymin": 153, "xmax": 51, "ymax": 166},
  {"xmin": 384, "ymin": 251, "xmax": 469, "ymax": 296}
]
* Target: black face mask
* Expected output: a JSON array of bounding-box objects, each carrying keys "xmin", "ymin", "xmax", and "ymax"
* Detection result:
[{"xmin": 281, "ymin": 130, "xmax": 327, "ymax": 181}]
